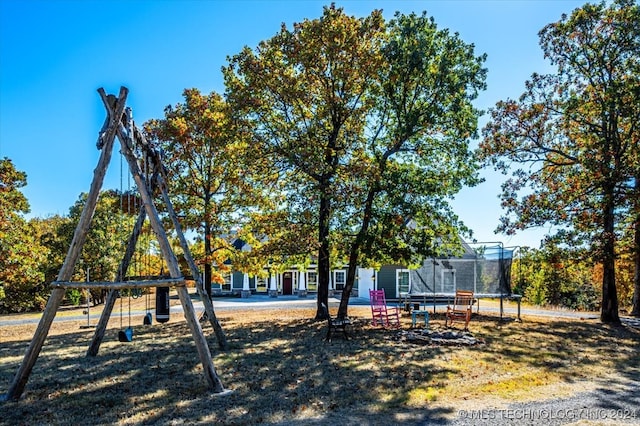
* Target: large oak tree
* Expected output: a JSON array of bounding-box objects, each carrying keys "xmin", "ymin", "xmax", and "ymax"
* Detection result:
[
  {"xmin": 335, "ymin": 11, "xmax": 486, "ymax": 318},
  {"xmin": 480, "ymin": 0, "xmax": 640, "ymax": 323},
  {"xmin": 224, "ymin": 5, "xmax": 386, "ymax": 317},
  {"xmin": 145, "ymin": 89, "xmax": 262, "ymax": 297},
  {"xmin": 225, "ymin": 5, "xmax": 486, "ymax": 318}
]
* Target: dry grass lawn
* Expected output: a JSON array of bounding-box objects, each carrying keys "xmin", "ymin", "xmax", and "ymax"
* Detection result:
[{"xmin": 1, "ymin": 297, "xmax": 639, "ymax": 425}]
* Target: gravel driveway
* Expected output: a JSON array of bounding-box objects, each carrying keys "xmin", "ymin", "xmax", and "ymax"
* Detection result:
[{"xmin": 451, "ymin": 380, "xmax": 640, "ymax": 425}]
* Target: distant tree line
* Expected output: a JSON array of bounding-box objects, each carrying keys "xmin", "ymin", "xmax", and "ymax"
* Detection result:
[{"xmin": 0, "ymin": 159, "xmax": 164, "ymax": 313}]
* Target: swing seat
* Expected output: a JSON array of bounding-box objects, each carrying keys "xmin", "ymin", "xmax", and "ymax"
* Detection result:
[
  {"xmin": 143, "ymin": 312, "xmax": 152, "ymax": 325},
  {"xmin": 118, "ymin": 327, "xmax": 133, "ymax": 342}
]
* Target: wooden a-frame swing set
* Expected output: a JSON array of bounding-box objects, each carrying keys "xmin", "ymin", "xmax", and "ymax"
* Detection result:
[{"xmin": 3, "ymin": 87, "xmax": 231, "ymax": 402}]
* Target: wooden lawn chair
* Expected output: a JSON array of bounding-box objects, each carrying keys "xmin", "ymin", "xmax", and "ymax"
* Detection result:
[
  {"xmin": 321, "ymin": 303, "xmax": 350, "ymax": 342},
  {"xmin": 445, "ymin": 290, "xmax": 475, "ymax": 331},
  {"xmin": 369, "ymin": 289, "xmax": 400, "ymax": 328}
]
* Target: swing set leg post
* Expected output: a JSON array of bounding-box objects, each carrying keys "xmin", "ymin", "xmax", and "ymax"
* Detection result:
[
  {"xmin": 5, "ymin": 288, "xmax": 65, "ymax": 401},
  {"xmin": 88, "ymin": 289, "xmax": 119, "ymax": 356},
  {"xmin": 114, "ymin": 87, "xmax": 228, "ymax": 394},
  {"xmin": 5, "ymin": 89, "xmax": 128, "ymax": 401},
  {"xmin": 176, "ymin": 286, "xmax": 228, "ymax": 394},
  {"xmin": 157, "ymin": 174, "xmax": 228, "ymax": 350},
  {"xmin": 93, "ymin": 194, "xmax": 146, "ymax": 350}
]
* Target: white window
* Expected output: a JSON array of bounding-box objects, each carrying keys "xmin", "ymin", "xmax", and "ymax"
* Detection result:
[
  {"xmin": 397, "ymin": 269, "xmax": 411, "ymax": 296},
  {"xmin": 256, "ymin": 276, "xmax": 267, "ymax": 292},
  {"xmin": 307, "ymin": 271, "xmax": 318, "ymax": 291},
  {"xmin": 221, "ymin": 272, "xmax": 231, "ymax": 292},
  {"xmin": 334, "ymin": 270, "xmax": 346, "ymax": 290}
]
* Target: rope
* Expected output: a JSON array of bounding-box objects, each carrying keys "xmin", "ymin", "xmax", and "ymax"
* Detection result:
[
  {"xmin": 125, "ymin": 148, "xmax": 133, "ymax": 327},
  {"xmin": 120, "ymin": 290, "xmax": 123, "ymax": 329},
  {"xmin": 119, "ymin": 151, "xmax": 124, "ymax": 330},
  {"xmin": 120, "ymin": 148, "xmax": 124, "ymax": 248}
]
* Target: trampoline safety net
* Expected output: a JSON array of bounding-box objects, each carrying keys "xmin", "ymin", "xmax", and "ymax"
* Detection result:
[{"xmin": 408, "ymin": 243, "xmax": 514, "ymax": 296}]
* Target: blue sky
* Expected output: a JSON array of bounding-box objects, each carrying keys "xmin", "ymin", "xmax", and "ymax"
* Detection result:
[{"xmin": 1, "ymin": 0, "xmax": 587, "ymax": 249}]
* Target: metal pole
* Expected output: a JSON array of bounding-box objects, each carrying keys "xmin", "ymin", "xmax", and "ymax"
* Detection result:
[{"xmin": 81, "ymin": 267, "xmax": 95, "ymax": 329}]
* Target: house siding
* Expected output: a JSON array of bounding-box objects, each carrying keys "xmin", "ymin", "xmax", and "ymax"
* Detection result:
[
  {"xmin": 377, "ymin": 265, "xmax": 403, "ymax": 299},
  {"xmin": 221, "ymin": 267, "xmax": 358, "ymax": 296},
  {"xmin": 231, "ymin": 271, "xmax": 244, "ymax": 291}
]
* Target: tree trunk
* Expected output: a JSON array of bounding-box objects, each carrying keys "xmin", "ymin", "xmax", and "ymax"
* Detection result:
[
  {"xmin": 630, "ymin": 176, "xmax": 640, "ymax": 317},
  {"xmin": 338, "ymin": 189, "xmax": 376, "ymax": 319},
  {"xmin": 600, "ymin": 194, "xmax": 620, "ymax": 324},
  {"xmin": 338, "ymin": 248, "xmax": 359, "ymax": 320},
  {"xmin": 204, "ymin": 223, "xmax": 212, "ymax": 299},
  {"xmin": 338, "ymin": 147, "xmax": 395, "ymax": 319},
  {"xmin": 631, "ymin": 216, "xmax": 640, "ymax": 317},
  {"xmin": 315, "ymin": 181, "xmax": 331, "ymax": 320}
]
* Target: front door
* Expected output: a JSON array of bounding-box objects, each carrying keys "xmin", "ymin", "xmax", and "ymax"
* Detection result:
[{"xmin": 283, "ymin": 272, "xmax": 293, "ymax": 295}]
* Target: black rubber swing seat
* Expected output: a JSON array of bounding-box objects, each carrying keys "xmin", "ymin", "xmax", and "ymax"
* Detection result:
[{"xmin": 118, "ymin": 327, "xmax": 133, "ymax": 342}]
